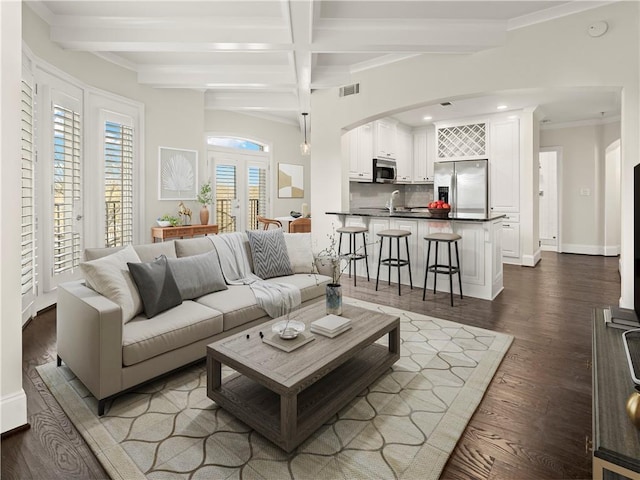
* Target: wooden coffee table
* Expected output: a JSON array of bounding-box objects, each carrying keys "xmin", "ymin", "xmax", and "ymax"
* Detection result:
[{"xmin": 206, "ymin": 301, "xmax": 400, "ymax": 452}]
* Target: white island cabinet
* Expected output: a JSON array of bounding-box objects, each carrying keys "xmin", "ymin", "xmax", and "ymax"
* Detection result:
[{"xmin": 328, "ymin": 212, "xmax": 504, "ymax": 301}]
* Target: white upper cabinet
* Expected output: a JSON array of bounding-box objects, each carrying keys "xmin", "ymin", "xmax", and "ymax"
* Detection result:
[
  {"xmin": 395, "ymin": 125, "xmax": 413, "ymax": 183},
  {"xmin": 347, "ymin": 123, "xmax": 373, "ymax": 181},
  {"xmin": 374, "ymin": 119, "xmax": 397, "ymax": 159},
  {"xmin": 490, "ymin": 118, "xmax": 520, "ymax": 212},
  {"xmin": 412, "ymin": 126, "xmax": 435, "ymax": 182}
]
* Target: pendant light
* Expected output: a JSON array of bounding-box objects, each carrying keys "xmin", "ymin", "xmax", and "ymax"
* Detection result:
[{"xmin": 300, "ymin": 112, "xmax": 311, "ymax": 156}]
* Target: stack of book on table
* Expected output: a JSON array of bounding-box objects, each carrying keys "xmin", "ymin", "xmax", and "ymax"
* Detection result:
[
  {"xmin": 310, "ymin": 314, "xmax": 352, "ymax": 338},
  {"xmin": 604, "ymin": 306, "xmax": 640, "ymax": 330}
]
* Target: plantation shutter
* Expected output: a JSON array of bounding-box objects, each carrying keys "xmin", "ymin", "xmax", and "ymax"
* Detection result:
[
  {"xmin": 247, "ymin": 164, "xmax": 267, "ymax": 230},
  {"xmin": 104, "ymin": 121, "xmax": 134, "ymax": 247},
  {"xmin": 21, "ymin": 78, "xmax": 37, "ymax": 306},
  {"xmin": 52, "ymin": 103, "xmax": 81, "ymax": 275},
  {"xmin": 215, "ymin": 164, "xmax": 237, "ymax": 233}
]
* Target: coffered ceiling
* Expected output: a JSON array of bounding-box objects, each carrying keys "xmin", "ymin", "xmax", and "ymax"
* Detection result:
[{"xmin": 27, "ymin": 1, "xmax": 617, "ymax": 130}]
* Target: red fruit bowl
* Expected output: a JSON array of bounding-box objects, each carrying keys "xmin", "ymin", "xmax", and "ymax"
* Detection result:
[{"xmin": 428, "ymin": 207, "xmax": 451, "ymax": 218}]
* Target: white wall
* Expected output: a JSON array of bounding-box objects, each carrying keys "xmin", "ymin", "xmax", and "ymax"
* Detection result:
[
  {"xmin": 204, "ymin": 111, "xmax": 310, "ymax": 218},
  {"xmin": 1, "ymin": 0, "xmax": 28, "ymax": 433},
  {"xmin": 541, "ymin": 121, "xmax": 621, "ymax": 254},
  {"xmin": 310, "ymin": 2, "xmax": 639, "ymax": 308},
  {"xmin": 23, "ymin": 5, "xmax": 205, "ymax": 243}
]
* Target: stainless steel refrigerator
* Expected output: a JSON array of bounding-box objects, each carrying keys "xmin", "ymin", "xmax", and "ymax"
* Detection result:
[{"xmin": 433, "ymin": 159, "xmax": 488, "ymax": 216}]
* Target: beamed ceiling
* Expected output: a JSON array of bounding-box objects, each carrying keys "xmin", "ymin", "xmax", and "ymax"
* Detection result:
[{"xmin": 26, "ymin": 1, "xmax": 620, "ymax": 130}]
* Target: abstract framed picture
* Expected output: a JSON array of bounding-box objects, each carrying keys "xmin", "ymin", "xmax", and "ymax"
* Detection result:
[
  {"xmin": 278, "ymin": 163, "xmax": 304, "ymax": 198},
  {"xmin": 158, "ymin": 147, "xmax": 198, "ymax": 200}
]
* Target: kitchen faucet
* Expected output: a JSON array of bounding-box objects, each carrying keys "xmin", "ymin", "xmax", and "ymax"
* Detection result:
[{"xmin": 386, "ymin": 190, "xmax": 400, "ymax": 213}]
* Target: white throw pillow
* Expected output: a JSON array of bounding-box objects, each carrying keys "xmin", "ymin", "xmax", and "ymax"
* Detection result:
[
  {"xmin": 80, "ymin": 244, "xmax": 143, "ymax": 323},
  {"xmin": 284, "ymin": 233, "xmax": 315, "ymax": 274}
]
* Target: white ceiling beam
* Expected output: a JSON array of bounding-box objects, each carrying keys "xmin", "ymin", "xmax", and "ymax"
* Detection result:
[
  {"xmin": 204, "ymin": 91, "xmax": 298, "ymax": 111},
  {"xmin": 287, "ymin": 0, "xmax": 314, "ymax": 118},
  {"xmin": 50, "ymin": 24, "xmax": 291, "ymax": 52},
  {"xmin": 137, "ymin": 64, "xmax": 296, "ymax": 88}
]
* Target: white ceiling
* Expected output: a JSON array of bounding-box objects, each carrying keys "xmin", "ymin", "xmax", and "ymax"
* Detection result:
[{"xmin": 27, "ymin": 1, "xmax": 620, "ymax": 130}]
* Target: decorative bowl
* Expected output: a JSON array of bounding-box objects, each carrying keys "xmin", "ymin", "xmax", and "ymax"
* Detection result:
[
  {"xmin": 272, "ymin": 319, "xmax": 305, "ymax": 339},
  {"xmin": 428, "ymin": 208, "xmax": 451, "ymax": 218},
  {"xmin": 157, "ymin": 220, "xmax": 172, "ymax": 227},
  {"xmin": 290, "ymin": 211, "xmax": 302, "ymax": 218}
]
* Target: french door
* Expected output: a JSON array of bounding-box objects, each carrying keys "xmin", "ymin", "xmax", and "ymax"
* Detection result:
[
  {"xmin": 209, "ymin": 149, "xmax": 269, "ymax": 233},
  {"xmin": 37, "ymin": 75, "xmax": 85, "ymax": 292}
]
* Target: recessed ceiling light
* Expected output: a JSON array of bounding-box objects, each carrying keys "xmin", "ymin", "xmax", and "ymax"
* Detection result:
[
  {"xmin": 497, "ymin": 105, "xmax": 508, "ymax": 110},
  {"xmin": 423, "ymin": 116, "xmax": 433, "ymax": 121}
]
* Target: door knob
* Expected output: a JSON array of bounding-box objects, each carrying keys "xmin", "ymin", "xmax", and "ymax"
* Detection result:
[{"xmin": 76, "ymin": 215, "xmax": 83, "ymax": 221}]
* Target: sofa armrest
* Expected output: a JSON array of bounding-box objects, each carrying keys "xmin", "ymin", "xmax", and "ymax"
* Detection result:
[{"xmin": 57, "ymin": 281, "xmax": 123, "ymax": 401}]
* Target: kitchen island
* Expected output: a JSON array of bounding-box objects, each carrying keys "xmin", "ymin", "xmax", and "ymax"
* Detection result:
[{"xmin": 326, "ymin": 209, "xmax": 505, "ymax": 301}]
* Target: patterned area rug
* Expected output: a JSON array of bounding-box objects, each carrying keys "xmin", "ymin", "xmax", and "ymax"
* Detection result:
[{"xmin": 38, "ymin": 298, "xmax": 512, "ymax": 480}]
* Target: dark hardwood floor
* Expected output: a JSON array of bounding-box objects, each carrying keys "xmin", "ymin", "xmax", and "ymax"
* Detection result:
[{"xmin": 1, "ymin": 251, "xmax": 620, "ymax": 479}]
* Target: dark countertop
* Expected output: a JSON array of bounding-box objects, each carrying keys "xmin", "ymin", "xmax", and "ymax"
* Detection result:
[{"xmin": 326, "ymin": 208, "xmax": 505, "ymax": 222}]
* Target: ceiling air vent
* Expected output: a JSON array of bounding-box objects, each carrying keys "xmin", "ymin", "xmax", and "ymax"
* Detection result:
[
  {"xmin": 339, "ymin": 83, "xmax": 360, "ymax": 97},
  {"xmin": 440, "ymin": 101, "xmax": 452, "ymax": 107}
]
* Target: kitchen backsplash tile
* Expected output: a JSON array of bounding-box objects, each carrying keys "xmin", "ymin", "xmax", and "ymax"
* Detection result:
[{"xmin": 349, "ymin": 182, "xmax": 433, "ymax": 209}]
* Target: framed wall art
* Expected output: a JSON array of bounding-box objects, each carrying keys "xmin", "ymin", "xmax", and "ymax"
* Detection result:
[
  {"xmin": 158, "ymin": 147, "xmax": 198, "ymax": 200},
  {"xmin": 278, "ymin": 163, "xmax": 304, "ymax": 198}
]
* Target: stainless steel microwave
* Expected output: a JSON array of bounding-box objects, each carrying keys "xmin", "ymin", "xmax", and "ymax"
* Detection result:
[{"xmin": 373, "ymin": 158, "xmax": 397, "ymax": 183}]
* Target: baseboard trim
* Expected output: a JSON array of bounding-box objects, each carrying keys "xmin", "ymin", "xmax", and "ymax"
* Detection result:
[
  {"xmin": 522, "ymin": 250, "xmax": 542, "ymax": 267},
  {"xmin": 1, "ymin": 389, "xmax": 28, "ymax": 434},
  {"xmin": 603, "ymin": 245, "xmax": 621, "ymax": 257},
  {"xmin": 561, "ymin": 243, "xmax": 604, "ymax": 255}
]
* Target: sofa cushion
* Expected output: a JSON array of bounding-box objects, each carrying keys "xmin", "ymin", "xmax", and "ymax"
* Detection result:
[
  {"xmin": 175, "ymin": 237, "xmax": 215, "ymax": 258},
  {"xmin": 80, "ymin": 244, "xmax": 143, "ymax": 323},
  {"xmin": 122, "ymin": 301, "xmax": 223, "ymax": 366},
  {"xmin": 128, "ymin": 255, "xmax": 183, "ymax": 318},
  {"xmin": 284, "ymin": 233, "xmax": 315, "ymax": 274},
  {"xmin": 196, "ymin": 285, "xmax": 266, "ymax": 331},
  {"xmin": 266, "ymin": 273, "xmax": 331, "ymax": 303},
  {"xmin": 134, "ymin": 241, "xmax": 177, "ymax": 262},
  {"xmin": 246, "ymin": 229, "xmax": 293, "ymax": 279},
  {"xmin": 167, "ymin": 250, "xmax": 227, "ymax": 300},
  {"xmin": 83, "ymin": 245, "xmax": 125, "ymax": 261}
]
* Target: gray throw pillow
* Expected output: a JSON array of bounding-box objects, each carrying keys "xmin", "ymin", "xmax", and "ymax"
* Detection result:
[
  {"xmin": 167, "ymin": 250, "xmax": 228, "ymax": 300},
  {"xmin": 246, "ymin": 229, "xmax": 293, "ymax": 279},
  {"xmin": 127, "ymin": 255, "xmax": 182, "ymax": 318}
]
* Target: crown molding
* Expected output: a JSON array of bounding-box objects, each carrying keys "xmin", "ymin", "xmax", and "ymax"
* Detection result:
[
  {"xmin": 508, "ymin": 1, "xmax": 618, "ymax": 31},
  {"xmin": 540, "ymin": 115, "xmax": 621, "ymax": 130}
]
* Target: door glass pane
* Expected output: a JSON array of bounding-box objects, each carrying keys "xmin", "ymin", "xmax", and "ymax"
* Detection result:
[
  {"xmin": 104, "ymin": 121, "xmax": 134, "ymax": 247},
  {"xmin": 21, "ymin": 79, "xmax": 36, "ymax": 300},
  {"xmin": 215, "ymin": 164, "xmax": 237, "ymax": 233},
  {"xmin": 247, "ymin": 165, "xmax": 267, "ymax": 230},
  {"xmin": 53, "ymin": 104, "xmax": 81, "ymax": 275}
]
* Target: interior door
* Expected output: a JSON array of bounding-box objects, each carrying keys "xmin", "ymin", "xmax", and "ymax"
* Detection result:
[{"xmin": 539, "ymin": 150, "xmax": 559, "ymax": 251}]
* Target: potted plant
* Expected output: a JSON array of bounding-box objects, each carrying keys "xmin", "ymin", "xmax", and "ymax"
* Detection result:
[{"xmin": 197, "ymin": 180, "xmax": 213, "ymax": 225}]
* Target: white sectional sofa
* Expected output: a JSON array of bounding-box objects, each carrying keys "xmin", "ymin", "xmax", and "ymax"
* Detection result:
[{"xmin": 56, "ymin": 233, "xmax": 330, "ymax": 415}]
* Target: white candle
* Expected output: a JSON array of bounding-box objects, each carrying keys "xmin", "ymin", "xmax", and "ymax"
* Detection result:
[{"xmin": 301, "ymin": 203, "xmax": 309, "ymax": 217}]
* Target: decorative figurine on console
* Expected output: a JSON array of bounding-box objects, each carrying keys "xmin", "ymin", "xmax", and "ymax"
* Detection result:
[{"xmin": 177, "ymin": 201, "xmax": 192, "ymax": 225}]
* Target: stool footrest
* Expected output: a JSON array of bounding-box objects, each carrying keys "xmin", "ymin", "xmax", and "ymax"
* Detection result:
[
  {"xmin": 381, "ymin": 258, "xmax": 409, "ymax": 268},
  {"xmin": 427, "ymin": 264, "xmax": 460, "ymax": 275}
]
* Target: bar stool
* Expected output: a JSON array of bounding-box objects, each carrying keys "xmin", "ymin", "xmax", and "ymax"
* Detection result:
[
  {"xmin": 337, "ymin": 226, "xmax": 370, "ymax": 286},
  {"xmin": 423, "ymin": 233, "xmax": 463, "ymax": 306},
  {"xmin": 375, "ymin": 229, "xmax": 413, "ymax": 296}
]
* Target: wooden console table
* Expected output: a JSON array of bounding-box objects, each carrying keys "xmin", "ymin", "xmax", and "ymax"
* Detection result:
[
  {"xmin": 151, "ymin": 224, "xmax": 218, "ymax": 243},
  {"xmin": 592, "ymin": 309, "xmax": 640, "ymax": 480}
]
